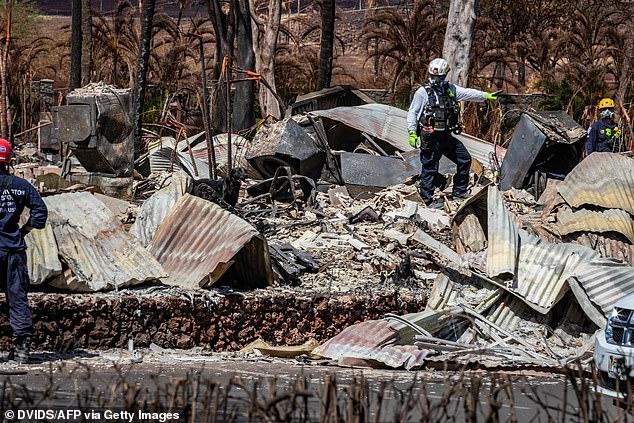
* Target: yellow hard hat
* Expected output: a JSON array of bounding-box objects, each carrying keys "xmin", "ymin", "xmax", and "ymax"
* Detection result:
[{"xmin": 598, "ymin": 98, "xmax": 615, "ymax": 109}]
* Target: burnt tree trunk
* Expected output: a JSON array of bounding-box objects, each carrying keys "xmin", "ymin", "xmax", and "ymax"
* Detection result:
[
  {"xmin": 233, "ymin": 0, "xmax": 256, "ymax": 131},
  {"xmin": 208, "ymin": 0, "xmax": 259, "ymax": 133},
  {"xmin": 617, "ymin": 31, "xmax": 634, "ymax": 143},
  {"xmin": 442, "ymin": 0, "xmax": 476, "ymax": 86},
  {"xmin": 250, "ymin": 0, "xmax": 283, "ymax": 119},
  {"xmin": 81, "ymin": 0, "xmax": 92, "ymax": 86},
  {"xmin": 318, "ymin": 0, "xmax": 335, "ymax": 89},
  {"xmin": 70, "ymin": 0, "xmax": 82, "ymax": 89},
  {"xmin": 0, "ymin": 1, "xmax": 14, "ymax": 139},
  {"xmin": 132, "ymin": 0, "xmax": 156, "ymax": 157}
]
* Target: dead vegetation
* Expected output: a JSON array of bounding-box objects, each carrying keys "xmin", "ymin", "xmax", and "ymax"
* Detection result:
[{"xmin": 0, "ymin": 361, "xmax": 631, "ymax": 422}]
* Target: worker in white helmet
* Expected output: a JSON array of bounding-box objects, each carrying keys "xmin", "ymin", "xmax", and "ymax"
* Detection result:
[{"xmin": 407, "ymin": 58, "xmax": 497, "ymax": 208}]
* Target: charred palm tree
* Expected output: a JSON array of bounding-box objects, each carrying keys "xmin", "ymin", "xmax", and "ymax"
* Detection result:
[{"xmin": 362, "ymin": 1, "xmax": 446, "ymax": 95}]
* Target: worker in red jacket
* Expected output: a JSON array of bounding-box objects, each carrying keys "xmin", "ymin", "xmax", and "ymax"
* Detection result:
[{"xmin": 0, "ymin": 139, "xmax": 48, "ymax": 363}]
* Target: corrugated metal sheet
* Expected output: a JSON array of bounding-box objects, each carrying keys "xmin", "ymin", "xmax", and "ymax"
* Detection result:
[
  {"xmin": 558, "ymin": 153, "xmax": 634, "ymax": 215},
  {"xmin": 485, "ymin": 186, "xmax": 598, "ymax": 314},
  {"xmin": 311, "ymin": 104, "xmax": 503, "ymax": 167},
  {"xmin": 455, "ymin": 133, "xmax": 506, "ymax": 168},
  {"xmin": 130, "ymin": 171, "xmax": 192, "ymax": 247},
  {"xmin": 189, "ymin": 133, "xmax": 251, "ymax": 177},
  {"xmin": 486, "ymin": 186, "xmax": 519, "ymax": 277},
  {"xmin": 569, "ymin": 232, "xmax": 634, "ymax": 265},
  {"xmin": 313, "ymin": 319, "xmax": 432, "ymax": 370},
  {"xmin": 574, "ymin": 257, "xmax": 634, "ymax": 318},
  {"xmin": 45, "ymin": 192, "xmax": 166, "ymax": 292},
  {"xmin": 557, "ymin": 207, "xmax": 634, "ymax": 243},
  {"xmin": 427, "ymin": 273, "xmax": 458, "ymax": 311},
  {"xmin": 514, "ymin": 238, "xmax": 593, "ymax": 313},
  {"xmin": 147, "ymin": 137, "xmax": 211, "ymax": 179},
  {"xmin": 24, "ymin": 225, "xmax": 62, "ymax": 285},
  {"xmin": 147, "ymin": 194, "xmax": 272, "ymax": 289},
  {"xmin": 483, "ymin": 185, "xmax": 634, "ymax": 323}
]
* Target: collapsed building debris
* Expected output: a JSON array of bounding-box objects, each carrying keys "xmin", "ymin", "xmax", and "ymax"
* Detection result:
[
  {"xmin": 499, "ymin": 111, "xmax": 586, "ymax": 196},
  {"xmin": 48, "ymin": 83, "xmax": 136, "ymax": 198},
  {"xmin": 246, "ymin": 117, "xmax": 325, "ymax": 180},
  {"xmin": 290, "ymin": 85, "xmax": 374, "ymax": 115},
  {"xmin": 311, "ymin": 153, "xmax": 634, "ymax": 370},
  {"xmin": 16, "ymin": 82, "xmax": 634, "ymax": 369}
]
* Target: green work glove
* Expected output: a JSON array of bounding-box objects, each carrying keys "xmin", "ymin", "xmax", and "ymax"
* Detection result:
[
  {"xmin": 408, "ymin": 131, "xmax": 420, "ymax": 148},
  {"xmin": 484, "ymin": 91, "xmax": 498, "ymax": 102}
]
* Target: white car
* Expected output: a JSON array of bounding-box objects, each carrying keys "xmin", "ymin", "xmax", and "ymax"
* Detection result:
[{"xmin": 594, "ymin": 295, "xmax": 634, "ymax": 399}]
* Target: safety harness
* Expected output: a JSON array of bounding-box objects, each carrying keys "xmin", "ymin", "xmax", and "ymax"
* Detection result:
[{"xmin": 418, "ymin": 82, "xmax": 462, "ymax": 134}]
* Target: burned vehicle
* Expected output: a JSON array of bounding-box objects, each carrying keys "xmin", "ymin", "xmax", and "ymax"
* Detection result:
[{"xmin": 595, "ymin": 293, "xmax": 634, "ymax": 399}]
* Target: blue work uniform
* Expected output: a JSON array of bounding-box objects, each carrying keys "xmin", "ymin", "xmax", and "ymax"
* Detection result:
[
  {"xmin": 585, "ymin": 119, "xmax": 619, "ymax": 155},
  {"xmin": 0, "ymin": 170, "xmax": 47, "ymax": 338},
  {"xmin": 407, "ymin": 83, "xmax": 486, "ymax": 204}
]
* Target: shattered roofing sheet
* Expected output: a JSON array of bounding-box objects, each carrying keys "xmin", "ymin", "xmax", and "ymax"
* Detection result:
[
  {"xmin": 486, "ymin": 186, "xmax": 519, "ymax": 277},
  {"xmin": 24, "ymin": 224, "xmax": 62, "ymax": 285},
  {"xmin": 130, "ymin": 172, "xmax": 192, "ymax": 247},
  {"xmin": 312, "ymin": 104, "xmax": 411, "ymax": 152},
  {"xmin": 483, "ymin": 185, "xmax": 634, "ymax": 325},
  {"xmin": 147, "ymin": 137, "xmax": 211, "ymax": 179},
  {"xmin": 574, "ymin": 257, "xmax": 634, "ymax": 318},
  {"xmin": 45, "ymin": 192, "xmax": 166, "ymax": 292},
  {"xmin": 485, "ymin": 186, "xmax": 596, "ymax": 314},
  {"xmin": 557, "ymin": 207, "xmax": 634, "ymax": 244},
  {"xmin": 313, "ymin": 319, "xmax": 432, "ymax": 370},
  {"xmin": 147, "ymin": 194, "xmax": 272, "ymax": 289},
  {"xmin": 558, "ymin": 153, "xmax": 634, "ymax": 215}
]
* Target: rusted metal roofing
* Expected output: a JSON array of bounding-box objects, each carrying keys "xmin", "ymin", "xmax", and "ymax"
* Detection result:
[
  {"xmin": 486, "ymin": 186, "xmax": 519, "ymax": 277},
  {"xmin": 147, "ymin": 194, "xmax": 272, "ymax": 289},
  {"xmin": 45, "ymin": 192, "xmax": 166, "ymax": 292},
  {"xmin": 569, "ymin": 232, "xmax": 634, "ymax": 265},
  {"xmin": 513, "ymin": 238, "xmax": 593, "ymax": 314},
  {"xmin": 24, "ymin": 224, "xmax": 62, "ymax": 285},
  {"xmin": 483, "ymin": 185, "xmax": 634, "ymax": 324},
  {"xmin": 130, "ymin": 171, "xmax": 192, "ymax": 247},
  {"xmin": 557, "ymin": 207, "xmax": 634, "ymax": 243},
  {"xmin": 313, "ymin": 319, "xmax": 432, "ymax": 370},
  {"xmin": 558, "ymin": 153, "xmax": 634, "ymax": 215}
]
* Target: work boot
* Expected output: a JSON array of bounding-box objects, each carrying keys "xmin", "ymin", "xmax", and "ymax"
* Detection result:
[
  {"xmin": 425, "ymin": 199, "xmax": 445, "ymax": 210},
  {"xmin": 8, "ymin": 336, "xmax": 31, "ymax": 364},
  {"xmin": 452, "ymin": 191, "xmax": 471, "ymax": 201}
]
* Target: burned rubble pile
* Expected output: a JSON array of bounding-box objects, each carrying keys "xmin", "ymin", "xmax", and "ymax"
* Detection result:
[
  {"xmin": 10, "ymin": 84, "xmax": 634, "ymax": 361},
  {"xmin": 313, "ymin": 156, "xmax": 634, "ymax": 371}
]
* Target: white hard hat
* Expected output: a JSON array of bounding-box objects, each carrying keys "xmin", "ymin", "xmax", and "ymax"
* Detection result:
[{"xmin": 428, "ymin": 58, "xmax": 450, "ymax": 76}]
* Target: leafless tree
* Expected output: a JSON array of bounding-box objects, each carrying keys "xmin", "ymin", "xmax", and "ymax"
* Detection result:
[
  {"xmin": 442, "ymin": 0, "xmax": 476, "ymax": 86},
  {"xmin": 250, "ymin": 0, "xmax": 283, "ymax": 118},
  {"xmin": 70, "ymin": 0, "xmax": 82, "ymax": 89},
  {"xmin": 318, "ymin": 0, "xmax": 336, "ymax": 89}
]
